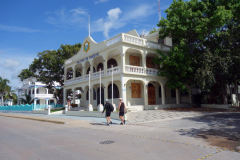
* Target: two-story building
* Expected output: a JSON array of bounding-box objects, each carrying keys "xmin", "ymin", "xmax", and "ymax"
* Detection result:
[
  {"xmin": 18, "ymin": 78, "xmax": 61, "ymax": 107},
  {"xmin": 63, "ymin": 30, "xmax": 191, "ymax": 111}
]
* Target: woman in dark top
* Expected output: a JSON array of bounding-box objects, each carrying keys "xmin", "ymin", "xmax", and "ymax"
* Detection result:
[
  {"xmin": 117, "ymin": 98, "xmax": 127, "ymax": 125},
  {"xmin": 101, "ymin": 99, "xmax": 112, "ymax": 126}
]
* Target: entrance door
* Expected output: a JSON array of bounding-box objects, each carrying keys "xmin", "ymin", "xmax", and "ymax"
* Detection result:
[
  {"xmin": 148, "ymin": 84, "xmax": 156, "ymax": 105},
  {"xmin": 97, "ymin": 87, "xmax": 104, "ymax": 106}
]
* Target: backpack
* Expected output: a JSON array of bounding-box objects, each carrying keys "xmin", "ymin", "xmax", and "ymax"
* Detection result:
[{"xmin": 110, "ymin": 103, "xmax": 114, "ymax": 112}]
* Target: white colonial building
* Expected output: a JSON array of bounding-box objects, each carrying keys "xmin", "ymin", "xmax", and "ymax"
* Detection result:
[
  {"xmin": 17, "ymin": 78, "xmax": 61, "ymax": 106},
  {"xmin": 63, "ymin": 30, "xmax": 191, "ymax": 111}
]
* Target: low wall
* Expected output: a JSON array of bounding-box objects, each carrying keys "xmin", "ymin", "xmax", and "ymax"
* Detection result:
[
  {"xmin": 66, "ymin": 111, "xmax": 127, "ymax": 121},
  {"xmin": 32, "ymin": 110, "xmax": 48, "ymax": 115},
  {"xmin": 144, "ymin": 104, "xmax": 191, "ymax": 110},
  {"xmin": 201, "ymin": 104, "xmax": 230, "ymax": 109}
]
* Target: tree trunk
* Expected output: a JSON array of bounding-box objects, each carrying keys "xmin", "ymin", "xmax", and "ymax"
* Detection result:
[{"xmin": 234, "ymin": 81, "xmax": 239, "ymax": 106}]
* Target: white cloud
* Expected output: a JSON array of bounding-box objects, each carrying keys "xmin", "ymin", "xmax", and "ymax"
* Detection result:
[
  {"xmin": 0, "ymin": 50, "xmax": 36, "ymax": 89},
  {"xmin": 139, "ymin": 29, "xmax": 149, "ymax": 36},
  {"xmin": 0, "ymin": 59, "xmax": 21, "ymax": 71},
  {"xmin": 92, "ymin": 4, "xmax": 155, "ymax": 39},
  {"xmin": 46, "ymin": 7, "xmax": 88, "ymax": 28},
  {"xmin": 95, "ymin": 0, "xmax": 109, "ymax": 4},
  {"xmin": 0, "ymin": 24, "xmax": 40, "ymax": 33}
]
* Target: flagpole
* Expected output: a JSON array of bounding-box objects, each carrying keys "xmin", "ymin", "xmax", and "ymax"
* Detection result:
[
  {"xmin": 100, "ymin": 69, "xmax": 101, "ymax": 106},
  {"xmin": 112, "ymin": 65, "xmax": 113, "ymax": 104},
  {"xmin": 89, "ymin": 72, "xmax": 90, "ymax": 106}
]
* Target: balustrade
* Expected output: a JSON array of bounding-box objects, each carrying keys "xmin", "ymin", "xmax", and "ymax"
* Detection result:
[
  {"xmin": 75, "ymin": 76, "xmax": 83, "ymax": 83},
  {"xmin": 125, "ymin": 65, "xmax": 145, "ymax": 74},
  {"xmin": 106, "ymin": 35, "xmax": 121, "ymax": 46},
  {"xmin": 106, "ymin": 66, "xmax": 121, "ymax": 76},
  {"xmin": 92, "ymin": 71, "xmax": 104, "ymax": 80},
  {"xmin": 124, "ymin": 35, "xmax": 143, "ymax": 45},
  {"xmin": 146, "ymin": 68, "xmax": 159, "ymax": 76},
  {"xmin": 145, "ymin": 40, "xmax": 161, "ymax": 49}
]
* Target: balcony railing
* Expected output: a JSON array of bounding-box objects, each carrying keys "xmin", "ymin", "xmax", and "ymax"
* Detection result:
[
  {"xmin": 145, "ymin": 41, "xmax": 161, "ymax": 50},
  {"xmin": 34, "ymin": 94, "xmax": 54, "ymax": 98},
  {"xmin": 106, "ymin": 66, "xmax": 121, "ymax": 76},
  {"xmin": 146, "ymin": 68, "xmax": 159, "ymax": 76},
  {"xmin": 106, "ymin": 35, "xmax": 121, "ymax": 46},
  {"xmin": 124, "ymin": 35, "xmax": 143, "ymax": 46},
  {"xmin": 125, "ymin": 65, "xmax": 145, "ymax": 74},
  {"xmin": 92, "ymin": 71, "xmax": 104, "ymax": 80},
  {"xmin": 65, "ymin": 79, "xmax": 73, "ymax": 85},
  {"xmin": 75, "ymin": 76, "xmax": 83, "ymax": 83},
  {"xmin": 84, "ymin": 75, "xmax": 89, "ymax": 81}
]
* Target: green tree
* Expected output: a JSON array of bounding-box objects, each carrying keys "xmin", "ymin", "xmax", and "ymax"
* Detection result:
[
  {"xmin": 4, "ymin": 87, "xmax": 18, "ymax": 105},
  {"xmin": 0, "ymin": 77, "xmax": 10, "ymax": 106},
  {"xmin": 18, "ymin": 43, "xmax": 82, "ymax": 103},
  {"xmin": 19, "ymin": 94, "xmax": 33, "ymax": 105},
  {"xmin": 17, "ymin": 69, "xmax": 36, "ymax": 81},
  {"xmin": 155, "ymin": 0, "xmax": 237, "ymax": 92}
]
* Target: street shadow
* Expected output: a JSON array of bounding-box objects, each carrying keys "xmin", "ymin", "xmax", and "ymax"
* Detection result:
[{"xmin": 176, "ymin": 113, "xmax": 240, "ymax": 150}]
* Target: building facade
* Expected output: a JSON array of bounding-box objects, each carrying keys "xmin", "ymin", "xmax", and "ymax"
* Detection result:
[
  {"xmin": 17, "ymin": 78, "xmax": 61, "ymax": 107},
  {"xmin": 63, "ymin": 30, "xmax": 191, "ymax": 111}
]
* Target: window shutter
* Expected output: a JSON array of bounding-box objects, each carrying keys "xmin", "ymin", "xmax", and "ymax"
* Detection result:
[
  {"xmin": 138, "ymin": 83, "xmax": 141, "ymax": 98},
  {"xmin": 146, "ymin": 58, "xmax": 155, "ymax": 68},
  {"xmin": 130, "ymin": 55, "xmax": 140, "ymax": 66},
  {"xmin": 130, "ymin": 55, "xmax": 134, "ymax": 65}
]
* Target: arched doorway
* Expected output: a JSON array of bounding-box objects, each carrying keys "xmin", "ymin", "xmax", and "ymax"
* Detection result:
[
  {"xmin": 108, "ymin": 83, "xmax": 119, "ymax": 99},
  {"xmin": 97, "ymin": 63, "xmax": 104, "ymax": 71},
  {"xmin": 97, "ymin": 87, "xmax": 104, "ymax": 106},
  {"xmin": 148, "ymin": 83, "xmax": 156, "ymax": 105},
  {"xmin": 107, "ymin": 58, "xmax": 118, "ymax": 68}
]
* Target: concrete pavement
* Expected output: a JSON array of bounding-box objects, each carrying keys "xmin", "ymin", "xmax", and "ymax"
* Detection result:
[{"xmin": 0, "ymin": 111, "xmax": 240, "ymax": 160}]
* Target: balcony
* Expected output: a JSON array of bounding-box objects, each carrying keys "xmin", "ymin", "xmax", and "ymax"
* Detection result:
[
  {"xmin": 34, "ymin": 94, "xmax": 54, "ymax": 99},
  {"xmin": 105, "ymin": 33, "xmax": 171, "ymax": 51},
  {"xmin": 92, "ymin": 71, "xmax": 104, "ymax": 80},
  {"xmin": 125, "ymin": 65, "xmax": 145, "ymax": 74},
  {"xmin": 106, "ymin": 66, "xmax": 121, "ymax": 76},
  {"xmin": 146, "ymin": 68, "xmax": 159, "ymax": 76}
]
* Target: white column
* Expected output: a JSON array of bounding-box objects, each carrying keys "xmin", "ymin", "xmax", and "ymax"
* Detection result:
[
  {"xmin": 112, "ymin": 65, "xmax": 114, "ymax": 104},
  {"xmin": 176, "ymin": 89, "xmax": 180, "ymax": 104},
  {"xmin": 46, "ymin": 88, "xmax": 48, "ymax": 94},
  {"xmin": 121, "ymin": 74, "xmax": 127, "ymax": 103},
  {"xmin": 161, "ymin": 85, "xmax": 166, "ymax": 105},
  {"xmin": 34, "ymin": 99, "xmax": 37, "ymax": 110},
  {"xmin": 144, "ymin": 84, "xmax": 148, "ymax": 107},
  {"xmin": 46, "ymin": 99, "xmax": 49, "ymax": 109},
  {"xmin": 121, "ymin": 52, "xmax": 125, "ymax": 73},
  {"xmin": 31, "ymin": 87, "xmax": 33, "ymax": 100}
]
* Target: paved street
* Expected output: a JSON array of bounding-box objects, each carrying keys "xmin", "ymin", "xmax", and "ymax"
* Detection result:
[{"xmin": 0, "ymin": 111, "xmax": 240, "ymax": 160}]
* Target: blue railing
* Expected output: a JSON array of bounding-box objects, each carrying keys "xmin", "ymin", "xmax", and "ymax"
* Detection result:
[
  {"xmin": 0, "ymin": 104, "xmax": 33, "ymax": 111},
  {"xmin": 0, "ymin": 103, "xmax": 64, "ymax": 111}
]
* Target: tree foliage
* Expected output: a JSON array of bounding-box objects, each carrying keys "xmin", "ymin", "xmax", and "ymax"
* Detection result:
[
  {"xmin": 155, "ymin": 0, "xmax": 240, "ymax": 97},
  {"xmin": 18, "ymin": 43, "xmax": 82, "ymax": 103},
  {"xmin": 0, "ymin": 76, "xmax": 10, "ymax": 105}
]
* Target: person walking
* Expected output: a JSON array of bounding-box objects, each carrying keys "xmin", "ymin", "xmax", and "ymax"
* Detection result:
[
  {"xmin": 101, "ymin": 99, "xmax": 113, "ymax": 126},
  {"xmin": 117, "ymin": 98, "xmax": 127, "ymax": 125}
]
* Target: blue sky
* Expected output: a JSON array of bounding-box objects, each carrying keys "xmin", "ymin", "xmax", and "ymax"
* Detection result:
[{"xmin": 0, "ymin": 0, "xmax": 172, "ymax": 89}]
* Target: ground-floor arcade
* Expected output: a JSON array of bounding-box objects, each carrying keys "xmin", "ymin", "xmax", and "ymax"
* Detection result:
[{"xmin": 63, "ymin": 74, "xmax": 192, "ymax": 110}]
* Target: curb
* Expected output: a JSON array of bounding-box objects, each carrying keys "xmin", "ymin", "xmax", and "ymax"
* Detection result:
[{"xmin": 0, "ymin": 114, "xmax": 65, "ymax": 124}]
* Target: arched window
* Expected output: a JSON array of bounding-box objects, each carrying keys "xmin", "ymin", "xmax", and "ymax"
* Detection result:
[
  {"xmin": 86, "ymin": 90, "xmax": 89, "ymax": 100},
  {"xmin": 76, "ymin": 70, "xmax": 81, "ymax": 77},
  {"xmin": 67, "ymin": 70, "xmax": 73, "ymax": 80},
  {"xmin": 93, "ymin": 88, "xmax": 96, "ymax": 100},
  {"xmin": 86, "ymin": 67, "xmax": 90, "ymax": 74},
  {"xmin": 107, "ymin": 58, "xmax": 118, "ymax": 68},
  {"xmin": 97, "ymin": 63, "xmax": 104, "ymax": 71},
  {"xmin": 108, "ymin": 83, "xmax": 119, "ymax": 98},
  {"xmin": 86, "ymin": 67, "xmax": 96, "ymax": 74}
]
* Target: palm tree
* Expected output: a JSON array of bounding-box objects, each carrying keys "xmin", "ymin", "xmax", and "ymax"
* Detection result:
[
  {"xmin": 4, "ymin": 87, "xmax": 18, "ymax": 105},
  {"xmin": 19, "ymin": 94, "xmax": 33, "ymax": 105},
  {"xmin": 0, "ymin": 77, "xmax": 10, "ymax": 106}
]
